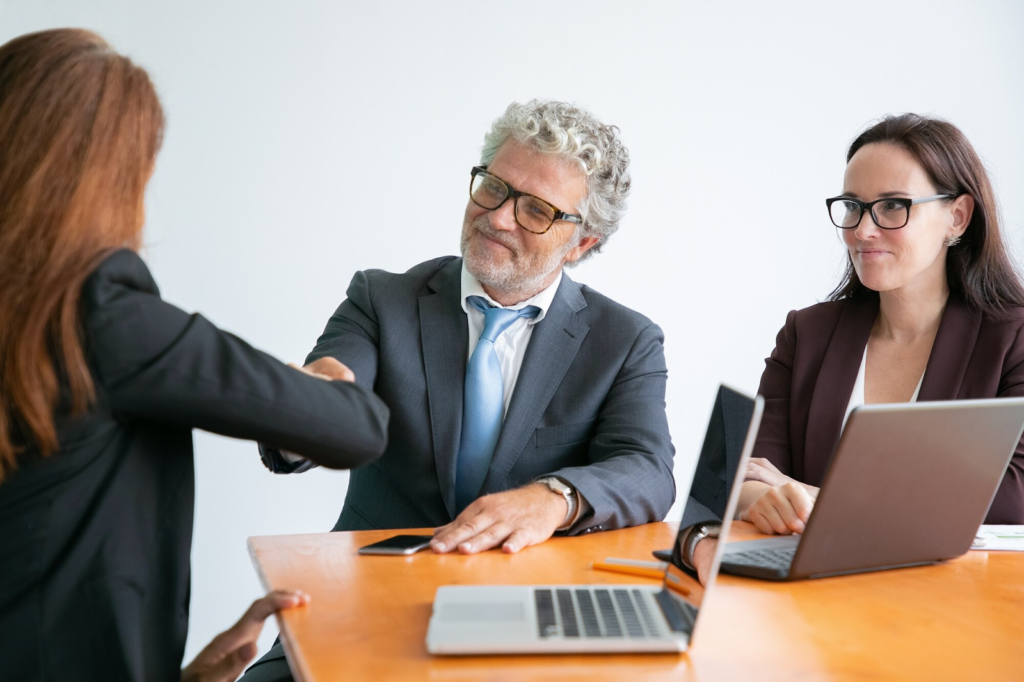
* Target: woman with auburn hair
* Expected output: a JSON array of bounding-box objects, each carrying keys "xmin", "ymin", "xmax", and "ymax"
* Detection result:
[
  {"xmin": 0, "ymin": 29, "xmax": 388, "ymax": 682},
  {"xmin": 737, "ymin": 113, "xmax": 1024, "ymax": 534}
]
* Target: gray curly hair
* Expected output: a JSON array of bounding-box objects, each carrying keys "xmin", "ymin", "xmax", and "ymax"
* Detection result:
[{"xmin": 480, "ymin": 100, "xmax": 631, "ymax": 264}]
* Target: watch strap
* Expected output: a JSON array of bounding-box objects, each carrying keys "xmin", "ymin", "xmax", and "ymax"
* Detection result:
[
  {"xmin": 537, "ymin": 477, "xmax": 577, "ymax": 529},
  {"xmin": 682, "ymin": 522, "xmax": 722, "ymax": 570}
]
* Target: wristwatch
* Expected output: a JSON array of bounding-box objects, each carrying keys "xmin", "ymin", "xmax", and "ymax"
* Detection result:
[
  {"xmin": 537, "ymin": 477, "xmax": 577, "ymax": 530},
  {"xmin": 681, "ymin": 522, "xmax": 721, "ymax": 570}
]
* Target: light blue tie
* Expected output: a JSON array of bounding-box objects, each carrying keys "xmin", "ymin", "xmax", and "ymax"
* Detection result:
[{"xmin": 455, "ymin": 296, "xmax": 541, "ymax": 512}]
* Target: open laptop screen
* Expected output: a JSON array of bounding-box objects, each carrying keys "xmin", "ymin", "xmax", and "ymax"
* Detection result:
[{"xmin": 660, "ymin": 386, "xmax": 762, "ymax": 631}]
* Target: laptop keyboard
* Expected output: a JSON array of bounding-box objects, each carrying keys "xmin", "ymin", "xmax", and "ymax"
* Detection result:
[
  {"xmin": 534, "ymin": 588, "xmax": 677, "ymax": 639},
  {"xmin": 725, "ymin": 546, "xmax": 796, "ymax": 570}
]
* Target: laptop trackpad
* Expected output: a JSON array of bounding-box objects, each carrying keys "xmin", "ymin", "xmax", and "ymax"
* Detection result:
[{"xmin": 436, "ymin": 602, "xmax": 525, "ymax": 623}]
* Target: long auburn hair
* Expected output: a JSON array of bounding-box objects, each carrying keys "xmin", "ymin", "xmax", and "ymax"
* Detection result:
[
  {"xmin": 0, "ymin": 29, "xmax": 164, "ymax": 481},
  {"xmin": 828, "ymin": 113, "xmax": 1024, "ymax": 314}
]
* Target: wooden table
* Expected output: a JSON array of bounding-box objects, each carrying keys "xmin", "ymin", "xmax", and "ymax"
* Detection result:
[{"xmin": 248, "ymin": 522, "xmax": 1024, "ymax": 681}]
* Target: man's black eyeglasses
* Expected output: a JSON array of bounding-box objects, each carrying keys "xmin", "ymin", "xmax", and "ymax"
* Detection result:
[{"xmin": 469, "ymin": 166, "xmax": 583, "ymax": 235}]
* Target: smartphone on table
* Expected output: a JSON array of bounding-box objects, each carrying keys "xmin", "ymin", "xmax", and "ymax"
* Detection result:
[{"xmin": 358, "ymin": 534, "xmax": 434, "ymax": 556}]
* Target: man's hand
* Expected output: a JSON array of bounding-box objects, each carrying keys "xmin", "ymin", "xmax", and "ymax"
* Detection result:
[
  {"xmin": 430, "ymin": 484, "xmax": 568, "ymax": 554},
  {"xmin": 289, "ymin": 357, "xmax": 355, "ymax": 382},
  {"xmin": 742, "ymin": 481, "xmax": 816, "ymax": 535},
  {"xmin": 181, "ymin": 589, "xmax": 310, "ymax": 682},
  {"xmin": 692, "ymin": 537, "xmax": 718, "ymax": 586}
]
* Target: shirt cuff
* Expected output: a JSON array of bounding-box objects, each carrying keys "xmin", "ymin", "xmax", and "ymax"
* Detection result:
[
  {"xmin": 258, "ymin": 443, "xmax": 319, "ymax": 474},
  {"xmin": 279, "ymin": 450, "xmax": 307, "ymax": 465}
]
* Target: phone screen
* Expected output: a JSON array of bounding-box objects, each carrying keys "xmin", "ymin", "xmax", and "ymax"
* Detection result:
[{"xmin": 358, "ymin": 534, "xmax": 434, "ymax": 555}]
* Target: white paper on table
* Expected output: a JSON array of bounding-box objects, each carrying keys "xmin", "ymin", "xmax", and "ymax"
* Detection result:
[{"xmin": 971, "ymin": 525, "xmax": 1024, "ymax": 551}]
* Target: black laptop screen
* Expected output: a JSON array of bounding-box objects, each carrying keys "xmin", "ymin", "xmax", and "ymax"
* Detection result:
[{"xmin": 661, "ymin": 386, "xmax": 755, "ymax": 623}]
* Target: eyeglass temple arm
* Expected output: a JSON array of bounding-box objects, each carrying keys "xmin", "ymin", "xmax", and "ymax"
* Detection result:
[
  {"xmin": 473, "ymin": 166, "xmax": 583, "ymax": 224},
  {"xmin": 910, "ymin": 194, "xmax": 954, "ymax": 205}
]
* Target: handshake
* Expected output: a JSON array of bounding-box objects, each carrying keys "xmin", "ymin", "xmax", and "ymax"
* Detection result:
[{"xmin": 289, "ymin": 357, "xmax": 356, "ymax": 383}]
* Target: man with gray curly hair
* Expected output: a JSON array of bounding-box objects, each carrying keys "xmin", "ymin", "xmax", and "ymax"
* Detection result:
[
  {"xmin": 248, "ymin": 97, "xmax": 674, "ymax": 682},
  {"xmin": 474, "ymin": 99, "xmax": 631, "ymax": 262}
]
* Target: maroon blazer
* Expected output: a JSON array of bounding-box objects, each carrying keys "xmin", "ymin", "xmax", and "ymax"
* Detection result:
[{"xmin": 755, "ymin": 291, "xmax": 1024, "ymax": 524}]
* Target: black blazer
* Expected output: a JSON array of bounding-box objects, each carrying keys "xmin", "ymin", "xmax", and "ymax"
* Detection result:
[
  {"xmin": 0, "ymin": 250, "xmax": 389, "ymax": 682},
  {"xmin": 755, "ymin": 292, "xmax": 1024, "ymax": 523}
]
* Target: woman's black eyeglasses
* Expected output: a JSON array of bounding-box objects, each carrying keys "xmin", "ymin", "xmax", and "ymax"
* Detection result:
[{"xmin": 825, "ymin": 194, "xmax": 953, "ymax": 230}]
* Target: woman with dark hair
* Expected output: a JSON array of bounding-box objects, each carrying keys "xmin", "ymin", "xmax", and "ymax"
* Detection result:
[
  {"xmin": 0, "ymin": 29, "xmax": 388, "ymax": 681},
  {"xmin": 738, "ymin": 113, "xmax": 1024, "ymax": 534}
]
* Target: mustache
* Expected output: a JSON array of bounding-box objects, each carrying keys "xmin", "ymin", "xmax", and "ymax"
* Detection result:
[{"xmin": 472, "ymin": 216, "xmax": 518, "ymax": 252}]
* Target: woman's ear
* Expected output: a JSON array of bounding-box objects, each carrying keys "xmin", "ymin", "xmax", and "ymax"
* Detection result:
[{"xmin": 950, "ymin": 194, "xmax": 975, "ymax": 238}]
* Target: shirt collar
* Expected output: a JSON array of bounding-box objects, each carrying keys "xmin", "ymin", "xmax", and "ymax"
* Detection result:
[{"xmin": 460, "ymin": 262, "xmax": 562, "ymax": 324}]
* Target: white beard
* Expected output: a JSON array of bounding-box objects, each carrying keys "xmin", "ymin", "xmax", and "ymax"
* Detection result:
[{"xmin": 460, "ymin": 215, "xmax": 578, "ymax": 301}]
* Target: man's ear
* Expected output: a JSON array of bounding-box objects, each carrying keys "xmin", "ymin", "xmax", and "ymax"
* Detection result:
[
  {"xmin": 950, "ymin": 194, "xmax": 975, "ymax": 238},
  {"xmin": 563, "ymin": 236, "xmax": 600, "ymax": 265}
]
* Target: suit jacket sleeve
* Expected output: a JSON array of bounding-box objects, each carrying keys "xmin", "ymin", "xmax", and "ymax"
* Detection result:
[
  {"xmin": 304, "ymin": 270, "xmax": 381, "ymax": 388},
  {"xmin": 991, "ymin": 323, "xmax": 1024, "ymax": 523},
  {"xmin": 754, "ymin": 310, "xmax": 798, "ymax": 476},
  {"xmin": 83, "ymin": 251, "xmax": 389, "ymax": 470},
  {"xmin": 258, "ymin": 269, "xmax": 384, "ymax": 472},
  {"xmin": 549, "ymin": 322, "xmax": 676, "ymax": 533}
]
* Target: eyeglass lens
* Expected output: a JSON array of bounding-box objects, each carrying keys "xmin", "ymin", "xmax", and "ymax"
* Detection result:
[
  {"xmin": 830, "ymin": 199, "xmax": 909, "ymax": 229},
  {"xmin": 470, "ymin": 171, "xmax": 557, "ymax": 234}
]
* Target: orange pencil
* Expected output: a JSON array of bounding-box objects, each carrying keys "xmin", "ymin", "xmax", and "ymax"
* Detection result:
[{"xmin": 590, "ymin": 561, "xmax": 667, "ymax": 581}]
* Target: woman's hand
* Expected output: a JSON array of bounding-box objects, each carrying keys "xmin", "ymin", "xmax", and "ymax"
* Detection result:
[
  {"xmin": 181, "ymin": 590, "xmax": 310, "ymax": 682},
  {"xmin": 745, "ymin": 459, "xmax": 821, "ymax": 499},
  {"xmin": 745, "ymin": 457, "xmax": 795, "ymax": 487},
  {"xmin": 742, "ymin": 482, "xmax": 816, "ymax": 535}
]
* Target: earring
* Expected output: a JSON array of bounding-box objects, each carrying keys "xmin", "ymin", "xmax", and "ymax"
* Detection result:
[{"xmin": 945, "ymin": 234, "xmax": 962, "ymax": 247}]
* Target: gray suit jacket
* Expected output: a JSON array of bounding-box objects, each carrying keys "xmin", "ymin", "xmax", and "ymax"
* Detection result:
[{"xmin": 268, "ymin": 256, "xmax": 675, "ymax": 534}]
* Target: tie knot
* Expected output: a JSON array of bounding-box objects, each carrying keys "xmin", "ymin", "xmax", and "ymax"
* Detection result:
[{"xmin": 467, "ymin": 296, "xmax": 541, "ymax": 342}]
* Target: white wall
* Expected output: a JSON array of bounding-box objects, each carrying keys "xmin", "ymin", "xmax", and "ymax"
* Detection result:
[{"xmin": 4, "ymin": 0, "xmax": 1023, "ymax": 667}]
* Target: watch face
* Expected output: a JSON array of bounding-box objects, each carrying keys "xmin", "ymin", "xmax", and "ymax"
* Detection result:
[
  {"xmin": 702, "ymin": 523, "xmax": 722, "ymax": 538},
  {"xmin": 544, "ymin": 477, "xmax": 572, "ymax": 495}
]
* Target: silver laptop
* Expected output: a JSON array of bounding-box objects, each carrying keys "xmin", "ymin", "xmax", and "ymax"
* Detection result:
[
  {"xmin": 720, "ymin": 397, "xmax": 1024, "ymax": 581},
  {"xmin": 426, "ymin": 385, "xmax": 764, "ymax": 655}
]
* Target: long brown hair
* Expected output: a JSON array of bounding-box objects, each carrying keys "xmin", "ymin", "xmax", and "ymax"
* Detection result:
[
  {"xmin": 0, "ymin": 29, "xmax": 164, "ymax": 481},
  {"xmin": 828, "ymin": 113, "xmax": 1024, "ymax": 314}
]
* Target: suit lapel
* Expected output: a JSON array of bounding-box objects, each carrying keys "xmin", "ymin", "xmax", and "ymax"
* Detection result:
[
  {"xmin": 804, "ymin": 294, "xmax": 878, "ymax": 483},
  {"xmin": 482, "ymin": 274, "xmax": 590, "ymax": 492},
  {"xmin": 419, "ymin": 259, "xmax": 468, "ymax": 520},
  {"xmin": 918, "ymin": 296, "xmax": 982, "ymax": 401}
]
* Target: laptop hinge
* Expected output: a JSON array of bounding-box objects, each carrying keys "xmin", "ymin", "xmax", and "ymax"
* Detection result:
[{"xmin": 654, "ymin": 589, "xmax": 694, "ymax": 634}]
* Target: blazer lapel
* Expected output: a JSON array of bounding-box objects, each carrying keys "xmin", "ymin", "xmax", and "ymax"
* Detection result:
[
  {"xmin": 419, "ymin": 258, "xmax": 468, "ymax": 520},
  {"xmin": 918, "ymin": 296, "xmax": 982, "ymax": 401},
  {"xmin": 804, "ymin": 294, "xmax": 878, "ymax": 483},
  {"xmin": 481, "ymin": 274, "xmax": 590, "ymax": 492}
]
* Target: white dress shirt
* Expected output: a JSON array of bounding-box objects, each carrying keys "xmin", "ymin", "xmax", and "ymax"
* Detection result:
[
  {"xmin": 460, "ymin": 264, "xmax": 562, "ymax": 417},
  {"xmin": 842, "ymin": 346, "xmax": 925, "ymax": 430},
  {"xmin": 285, "ymin": 264, "xmax": 584, "ymax": 527},
  {"xmin": 461, "ymin": 265, "xmax": 586, "ymax": 528}
]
